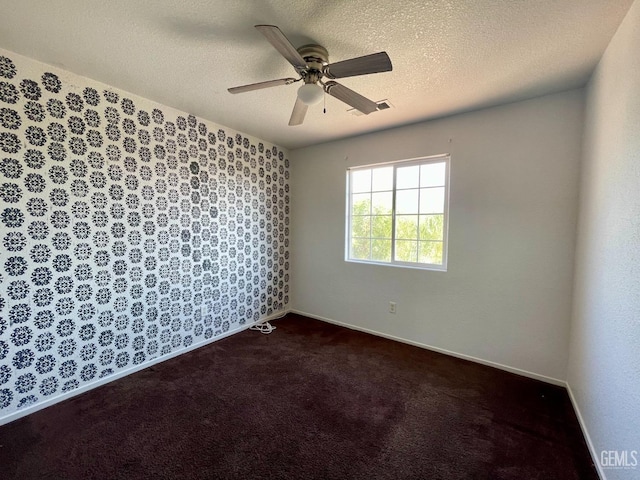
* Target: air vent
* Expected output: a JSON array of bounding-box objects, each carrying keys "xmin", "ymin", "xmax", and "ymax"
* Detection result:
[{"xmin": 348, "ymin": 99, "xmax": 394, "ymax": 116}]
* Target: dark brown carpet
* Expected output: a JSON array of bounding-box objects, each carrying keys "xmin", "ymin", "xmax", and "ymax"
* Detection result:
[{"xmin": 0, "ymin": 314, "xmax": 597, "ymax": 480}]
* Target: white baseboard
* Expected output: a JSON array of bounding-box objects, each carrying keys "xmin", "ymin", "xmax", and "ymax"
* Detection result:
[
  {"xmin": 0, "ymin": 310, "xmax": 288, "ymax": 426},
  {"xmin": 566, "ymin": 383, "xmax": 605, "ymax": 480},
  {"xmin": 291, "ymin": 309, "xmax": 566, "ymax": 387}
]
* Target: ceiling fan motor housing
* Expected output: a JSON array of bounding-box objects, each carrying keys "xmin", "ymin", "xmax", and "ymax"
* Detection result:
[{"xmin": 296, "ymin": 44, "xmax": 328, "ymax": 83}]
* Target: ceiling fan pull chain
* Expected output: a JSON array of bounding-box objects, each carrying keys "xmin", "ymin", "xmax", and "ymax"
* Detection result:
[{"xmin": 323, "ymin": 91, "xmax": 326, "ymax": 114}]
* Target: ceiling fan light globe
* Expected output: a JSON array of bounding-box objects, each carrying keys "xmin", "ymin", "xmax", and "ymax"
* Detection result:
[{"xmin": 297, "ymin": 83, "xmax": 324, "ymax": 105}]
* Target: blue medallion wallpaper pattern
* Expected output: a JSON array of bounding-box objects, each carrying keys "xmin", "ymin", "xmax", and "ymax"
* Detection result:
[{"xmin": 0, "ymin": 49, "xmax": 290, "ymax": 419}]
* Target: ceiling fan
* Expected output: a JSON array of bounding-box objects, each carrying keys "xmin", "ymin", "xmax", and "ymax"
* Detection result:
[{"xmin": 228, "ymin": 25, "xmax": 392, "ymax": 126}]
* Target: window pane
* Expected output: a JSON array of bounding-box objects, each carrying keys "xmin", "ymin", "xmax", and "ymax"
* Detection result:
[
  {"xmin": 351, "ymin": 169, "xmax": 371, "ymax": 193},
  {"xmin": 395, "ymin": 215, "xmax": 418, "ymax": 240},
  {"xmin": 351, "ymin": 193, "xmax": 371, "ymax": 215},
  {"xmin": 419, "ymin": 214, "xmax": 444, "ymax": 241},
  {"xmin": 396, "ymin": 189, "xmax": 419, "ymax": 214},
  {"xmin": 371, "ymin": 215, "xmax": 392, "ymax": 238},
  {"xmin": 420, "ymin": 162, "xmax": 446, "ymax": 187},
  {"xmin": 418, "ymin": 241, "xmax": 443, "ymax": 265},
  {"xmin": 351, "ymin": 215, "xmax": 370, "ymax": 238},
  {"xmin": 372, "ymin": 191, "xmax": 392, "ymax": 215},
  {"xmin": 372, "ymin": 166, "xmax": 393, "ymax": 192},
  {"xmin": 371, "ymin": 239, "xmax": 392, "ymax": 262},
  {"xmin": 419, "ymin": 187, "xmax": 445, "ymax": 214},
  {"xmin": 395, "ymin": 240, "xmax": 418, "ymax": 262},
  {"xmin": 396, "ymin": 165, "xmax": 419, "ymax": 189},
  {"xmin": 351, "ymin": 238, "xmax": 370, "ymax": 260}
]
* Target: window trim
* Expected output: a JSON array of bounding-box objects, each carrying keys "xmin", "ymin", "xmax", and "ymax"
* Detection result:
[{"xmin": 345, "ymin": 154, "xmax": 450, "ymax": 272}]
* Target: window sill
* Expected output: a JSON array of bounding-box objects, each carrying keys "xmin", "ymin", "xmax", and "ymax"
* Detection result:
[{"xmin": 345, "ymin": 258, "xmax": 448, "ymax": 272}]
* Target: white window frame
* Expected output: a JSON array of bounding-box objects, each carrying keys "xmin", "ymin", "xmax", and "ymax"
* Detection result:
[{"xmin": 345, "ymin": 154, "xmax": 450, "ymax": 271}]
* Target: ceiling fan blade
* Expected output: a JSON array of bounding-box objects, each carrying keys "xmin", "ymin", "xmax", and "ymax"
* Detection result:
[
  {"xmin": 255, "ymin": 25, "xmax": 308, "ymax": 71},
  {"xmin": 324, "ymin": 52, "xmax": 392, "ymax": 79},
  {"xmin": 288, "ymin": 97, "xmax": 308, "ymax": 126},
  {"xmin": 228, "ymin": 77, "xmax": 297, "ymax": 94},
  {"xmin": 324, "ymin": 81, "xmax": 378, "ymax": 114}
]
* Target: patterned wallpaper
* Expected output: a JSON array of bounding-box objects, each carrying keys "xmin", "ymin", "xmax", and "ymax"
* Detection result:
[{"xmin": 0, "ymin": 50, "xmax": 290, "ymax": 419}]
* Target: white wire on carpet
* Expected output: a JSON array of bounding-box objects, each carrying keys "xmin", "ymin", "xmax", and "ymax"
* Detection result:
[{"xmin": 249, "ymin": 311, "xmax": 288, "ymax": 335}]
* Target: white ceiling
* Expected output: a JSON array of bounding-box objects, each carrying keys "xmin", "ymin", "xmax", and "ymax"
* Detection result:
[{"xmin": 0, "ymin": 0, "xmax": 633, "ymax": 149}]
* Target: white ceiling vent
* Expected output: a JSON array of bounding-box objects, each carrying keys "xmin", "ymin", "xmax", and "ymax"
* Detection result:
[{"xmin": 348, "ymin": 99, "xmax": 394, "ymax": 116}]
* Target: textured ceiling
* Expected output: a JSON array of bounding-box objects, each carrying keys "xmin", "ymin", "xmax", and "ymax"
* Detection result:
[{"xmin": 0, "ymin": 0, "xmax": 633, "ymax": 149}]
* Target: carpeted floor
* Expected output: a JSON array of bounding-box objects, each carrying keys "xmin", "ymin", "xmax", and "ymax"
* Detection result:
[{"xmin": 0, "ymin": 314, "xmax": 597, "ymax": 479}]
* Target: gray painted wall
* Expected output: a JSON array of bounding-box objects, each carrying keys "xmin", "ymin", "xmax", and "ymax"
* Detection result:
[
  {"xmin": 290, "ymin": 90, "xmax": 584, "ymax": 382},
  {"xmin": 568, "ymin": 0, "xmax": 640, "ymax": 477}
]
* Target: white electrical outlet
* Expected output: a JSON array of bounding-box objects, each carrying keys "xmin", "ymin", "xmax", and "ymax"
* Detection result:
[{"xmin": 389, "ymin": 302, "xmax": 397, "ymax": 314}]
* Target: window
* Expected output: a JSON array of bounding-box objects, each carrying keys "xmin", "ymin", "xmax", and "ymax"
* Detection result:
[{"xmin": 346, "ymin": 155, "xmax": 450, "ymax": 270}]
